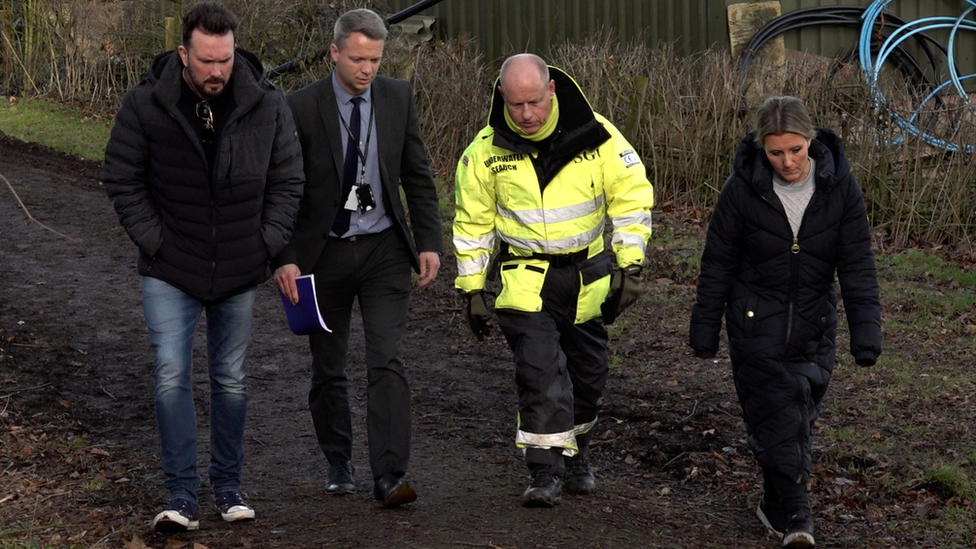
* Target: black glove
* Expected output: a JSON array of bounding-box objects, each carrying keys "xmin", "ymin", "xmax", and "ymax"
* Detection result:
[
  {"xmin": 462, "ymin": 291, "xmax": 492, "ymax": 340},
  {"xmin": 601, "ymin": 265, "xmax": 643, "ymax": 325}
]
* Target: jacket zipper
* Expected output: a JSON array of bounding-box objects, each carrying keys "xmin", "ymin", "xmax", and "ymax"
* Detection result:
[
  {"xmin": 786, "ymin": 236, "xmax": 800, "ymax": 344},
  {"xmin": 762, "ymin": 192, "xmax": 802, "ymax": 347}
]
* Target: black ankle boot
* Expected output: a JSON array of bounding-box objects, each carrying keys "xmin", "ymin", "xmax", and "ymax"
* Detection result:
[
  {"xmin": 522, "ymin": 464, "xmax": 562, "ymax": 507},
  {"xmin": 564, "ymin": 431, "xmax": 595, "ymax": 495}
]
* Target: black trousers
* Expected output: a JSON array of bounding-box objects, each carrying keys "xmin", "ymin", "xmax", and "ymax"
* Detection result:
[
  {"xmin": 307, "ymin": 229, "xmax": 413, "ymax": 480},
  {"xmin": 741, "ymin": 361, "xmax": 827, "ymax": 484},
  {"xmin": 496, "ymin": 263, "xmax": 609, "ymax": 468},
  {"xmin": 742, "ymin": 361, "xmax": 827, "ymax": 515}
]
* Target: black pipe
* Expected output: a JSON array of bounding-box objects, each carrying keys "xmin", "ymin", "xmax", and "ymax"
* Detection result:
[
  {"xmin": 266, "ymin": 0, "xmax": 448, "ymax": 79},
  {"xmin": 735, "ymin": 5, "xmax": 949, "ymax": 93},
  {"xmin": 386, "ymin": 0, "xmax": 448, "ymax": 25}
]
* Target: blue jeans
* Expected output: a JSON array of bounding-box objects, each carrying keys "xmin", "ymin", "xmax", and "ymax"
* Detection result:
[{"xmin": 143, "ymin": 277, "xmax": 255, "ymax": 504}]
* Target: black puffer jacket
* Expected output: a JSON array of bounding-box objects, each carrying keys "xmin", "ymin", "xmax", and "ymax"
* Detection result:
[
  {"xmin": 103, "ymin": 48, "xmax": 304, "ymax": 301},
  {"xmin": 690, "ymin": 128, "xmax": 881, "ymax": 408}
]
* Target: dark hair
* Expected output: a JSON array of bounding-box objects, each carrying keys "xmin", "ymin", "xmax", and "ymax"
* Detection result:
[
  {"xmin": 333, "ymin": 8, "xmax": 387, "ymax": 48},
  {"xmin": 754, "ymin": 96, "xmax": 816, "ymax": 147},
  {"xmin": 182, "ymin": 2, "xmax": 239, "ymax": 47}
]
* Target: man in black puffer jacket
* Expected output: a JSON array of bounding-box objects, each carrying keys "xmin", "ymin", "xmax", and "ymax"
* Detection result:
[
  {"xmin": 103, "ymin": 1, "xmax": 304, "ymax": 533},
  {"xmin": 690, "ymin": 96, "xmax": 881, "ymax": 549}
]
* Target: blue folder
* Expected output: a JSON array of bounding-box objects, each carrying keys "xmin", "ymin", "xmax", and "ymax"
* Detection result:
[{"xmin": 280, "ymin": 274, "xmax": 330, "ymax": 335}]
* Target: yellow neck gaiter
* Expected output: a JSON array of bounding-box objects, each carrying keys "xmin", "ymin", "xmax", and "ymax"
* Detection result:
[{"xmin": 504, "ymin": 93, "xmax": 560, "ymax": 142}]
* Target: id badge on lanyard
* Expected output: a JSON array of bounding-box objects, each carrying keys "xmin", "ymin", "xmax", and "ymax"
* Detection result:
[{"xmin": 341, "ymin": 102, "xmax": 376, "ymax": 213}]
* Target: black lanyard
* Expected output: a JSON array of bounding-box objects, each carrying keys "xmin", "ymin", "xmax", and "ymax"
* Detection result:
[{"xmin": 337, "ymin": 98, "xmax": 374, "ymax": 186}]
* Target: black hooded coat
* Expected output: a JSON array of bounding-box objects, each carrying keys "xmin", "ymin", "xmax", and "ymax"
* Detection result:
[
  {"xmin": 103, "ymin": 48, "xmax": 305, "ymax": 301},
  {"xmin": 689, "ymin": 128, "xmax": 881, "ymax": 480}
]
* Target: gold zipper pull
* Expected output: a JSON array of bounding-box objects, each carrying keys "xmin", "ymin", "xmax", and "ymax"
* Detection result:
[{"xmin": 791, "ymin": 237, "xmax": 800, "ymax": 254}]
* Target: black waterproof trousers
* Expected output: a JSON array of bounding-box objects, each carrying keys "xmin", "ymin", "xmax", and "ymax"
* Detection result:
[{"xmin": 496, "ymin": 263, "xmax": 609, "ymax": 470}]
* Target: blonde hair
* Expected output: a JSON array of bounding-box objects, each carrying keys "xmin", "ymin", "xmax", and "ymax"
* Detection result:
[{"xmin": 754, "ymin": 96, "xmax": 815, "ymax": 147}]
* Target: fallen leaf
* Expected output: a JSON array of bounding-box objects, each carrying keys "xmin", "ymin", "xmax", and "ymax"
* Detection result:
[{"xmin": 124, "ymin": 535, "xmax": 149, "ymax": 549}]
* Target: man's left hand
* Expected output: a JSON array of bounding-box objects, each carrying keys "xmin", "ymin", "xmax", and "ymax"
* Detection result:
[
  {"xmin": 601, "ymin": 265, "xmax": 643, "ymax": 325},
  {"xmin": 418, "ymin": 251, "xmax": 440, "ymax": 288}
]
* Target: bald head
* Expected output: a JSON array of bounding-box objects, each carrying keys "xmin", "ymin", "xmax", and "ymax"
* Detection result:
[
  {"xmin": 498, "ymin": 54, "xmax": 554, "ymax": 135},
  {"xmin": 499, "ymin": 54, "xmax": 549, "ymax": 89}
]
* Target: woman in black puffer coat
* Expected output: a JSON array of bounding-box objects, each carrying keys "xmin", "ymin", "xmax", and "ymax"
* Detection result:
[{"xmin": 689, "ymin": 97, "xmax": 881, "ymax": 549}]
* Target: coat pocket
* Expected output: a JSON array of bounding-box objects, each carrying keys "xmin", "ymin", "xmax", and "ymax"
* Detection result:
[
  {"xmin": 742, "ymin": 293, "xmax": 760, "ymax": 335},
  {"xmin": 496, "ymin": 259, "xmax": 549, "ymax": 313},
  {"xmin": 576, "ymin": 253, "xmax": 613, "ymax": 323}
]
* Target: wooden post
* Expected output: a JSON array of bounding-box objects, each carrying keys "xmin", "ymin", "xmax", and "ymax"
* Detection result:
[
  {"xmin": 165, "ymin": 17, "xmax": 178, "ymax": 51},
  {"xmin": 624, "ymin": 76, "xmax": 650, "ymax": 143},
  {"xmin": 727, "ymin": 1, "xmax": 784, "ymax": 65},
  {"xmin": 0, "ymin": 4, "xmax": 11, "ymax": 89}
]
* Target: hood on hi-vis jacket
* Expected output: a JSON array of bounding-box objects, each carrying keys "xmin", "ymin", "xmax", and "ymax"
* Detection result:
[{"xmin": 486, "ymin": 66, "xmax": 612, "ymax": 187}]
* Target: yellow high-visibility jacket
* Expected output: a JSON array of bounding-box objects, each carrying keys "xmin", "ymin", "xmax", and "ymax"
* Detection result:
[{"xmin": 454, "ymin": 67, "xmax": 654, "ymax": 323}]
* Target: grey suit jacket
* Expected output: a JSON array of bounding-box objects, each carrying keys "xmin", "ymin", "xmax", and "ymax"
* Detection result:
[{"xmin": 273, "ymin": 74, "xmax": 442, "ymax": 274}]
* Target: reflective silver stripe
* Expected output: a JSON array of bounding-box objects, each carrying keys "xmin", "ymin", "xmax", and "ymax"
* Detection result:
[
  {"xmin": 497, "ymin": 194, "xmax": 607, "ymax": 226},
  {"xmin": 453, "ymin": 233, "xmax": 495, "ymax": 252},
  {"xmin": 501, "ymin": 221, "xmax": 605, "ymax": 254},
  {"xmin": 573, "ymin": 417, "xmax": 597, "ymax": 436},
  {"xmin": 612, "ymin": 211, "xmax": 652, "ymax": 231},
  {"xmin": 612, "ymin": 231, "xmax": 648, "ymax": 252},
  {"xmin": 515, "ymin": 428, "xmax": 578, "ymax": 453},
  {"xmin": 457, "ymin": 254, "xmax": 491, "ymax": 277}
]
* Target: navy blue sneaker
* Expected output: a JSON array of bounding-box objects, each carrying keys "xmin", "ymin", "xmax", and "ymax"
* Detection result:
[
  {"xmin": 215, "ymin": 491, "xmax": 255, "ymax": 523},
  {"xmin": 152, "ymin": 498, "xmax": 199, "ymax": 532}
]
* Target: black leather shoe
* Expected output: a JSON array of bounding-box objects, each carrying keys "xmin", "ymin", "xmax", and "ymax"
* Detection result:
[
  {"xmin": 325, "ymin": 462, "xmax": 356, "ymax": 495},
  {"xmin": 373, "ymin": 474, "xmax": 417, "ymax": 507}
]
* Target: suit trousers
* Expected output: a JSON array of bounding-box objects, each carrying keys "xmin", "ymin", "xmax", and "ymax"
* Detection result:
[{"xmin": 306, "ymin": 229, "xmax": 414, "ymax": 480}]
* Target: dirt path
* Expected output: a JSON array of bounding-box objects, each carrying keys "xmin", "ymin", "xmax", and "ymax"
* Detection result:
[{"xmin": 0, "ymin": 134, "xmax": 901, "ymax": 548}]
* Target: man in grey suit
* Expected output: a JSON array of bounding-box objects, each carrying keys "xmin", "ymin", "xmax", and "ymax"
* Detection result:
[{"xmin": 273, "ymin": 8, "xmax": 441, "ymax": 508}]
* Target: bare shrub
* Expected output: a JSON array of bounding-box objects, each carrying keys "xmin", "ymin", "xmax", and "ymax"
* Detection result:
[
  {"xmin": 4, "ymin": 1, "xmax": 976, "ymax": 245},
  {"xmin": 412, "ymin": 35, "xmax": 490, "ymax": 180},
  {"xmin": 551, "ymin": 36, "xmax": 747, "ymax": 213}
]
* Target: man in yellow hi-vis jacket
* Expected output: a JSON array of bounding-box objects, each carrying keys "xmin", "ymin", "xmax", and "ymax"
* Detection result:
[{"xmin": 453, "ymin": 53, "xmax": 654, "ymax": 507}]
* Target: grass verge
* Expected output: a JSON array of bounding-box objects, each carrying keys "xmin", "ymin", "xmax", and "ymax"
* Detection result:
[{"xmin": 0, "ymin": 97, "xmax": 112, "ymax": 162}]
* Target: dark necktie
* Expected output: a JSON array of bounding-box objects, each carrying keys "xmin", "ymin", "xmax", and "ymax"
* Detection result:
[{"xmin": 332, "ymin": 96, "xmax": 363, "ymax": 237}]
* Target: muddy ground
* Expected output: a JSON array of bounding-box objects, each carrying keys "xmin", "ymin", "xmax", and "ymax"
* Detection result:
[{"xmin": 0, "ymin": 132, "xmax": 960, "ymax": 548}]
